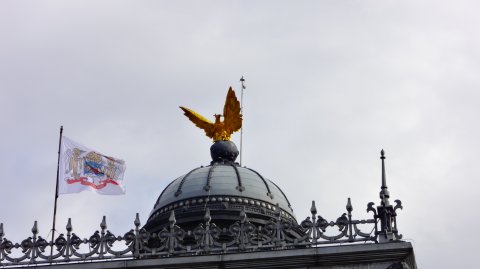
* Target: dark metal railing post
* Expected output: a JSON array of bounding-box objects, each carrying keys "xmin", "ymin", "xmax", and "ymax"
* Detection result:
[
  {"xmin": 133, "ymin": 213, "xmax": 141, "ymax": 258},
  {"xmin": 346, "ymin": 198, "xmax": 354, "ymax": 242},
  {"xmin": 204, "ymin": 209, "xmax": 211, "ymax": 252},
  {"xmin": 376, "ymin": 149, "xmax": 403, "ymax": 243},
  {"xmin": 31, "ymin": 221, "xmax": 38, "ymax": 264},
  {"xmin": 65, "ymin": 218, "xmax": 72, "ymax": 262},
  {"xmin": 99, "ymin": 216, "xmax": 107, "ymax": 259},
  {"xmin": 168, "ymin": 211, "xmax": 176, "ymax": 254},
  {"xmin": 310, "ymin": 201, "xmax": 318, "ymax": 245}
]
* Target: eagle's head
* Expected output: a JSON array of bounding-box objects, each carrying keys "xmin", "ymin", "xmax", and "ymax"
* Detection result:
[{"xmin": 214, "ymin": 114, "xmax": 222, "ymax": 123}]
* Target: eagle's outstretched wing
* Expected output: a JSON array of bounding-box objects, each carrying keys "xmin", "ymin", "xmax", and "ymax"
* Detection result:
[
  {"xmin": 223, "ymin": 87, "xmax": 242, "ymax": 135},
  {"xmin": 180, "ymin": 106, "xmax": 215, "ymax": 139}
]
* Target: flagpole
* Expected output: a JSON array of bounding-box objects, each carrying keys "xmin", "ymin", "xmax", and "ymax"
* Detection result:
[
  {"xmin": 50, "ymin": 126, "xmax": 63, "ymax": 259},
  {"xmin": 239, "ymin": 76, "xmax": 246, "ymax": 166}
]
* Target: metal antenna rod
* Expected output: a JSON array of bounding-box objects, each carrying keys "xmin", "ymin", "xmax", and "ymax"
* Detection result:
[{"xmin": 239, "ymin": 76, "xmax": 246, "ymax": 166}]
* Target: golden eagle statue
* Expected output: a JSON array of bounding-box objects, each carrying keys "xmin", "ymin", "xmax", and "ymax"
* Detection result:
[{"xmin": 180, "ymin": 87, "xmax": 242, "ymax": 142}]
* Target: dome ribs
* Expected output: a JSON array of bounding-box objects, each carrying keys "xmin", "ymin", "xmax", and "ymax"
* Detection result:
[
  {"xmin": 204, "ymin": 164, "xmax": 217, "ymax": 191},
  {"xmin": 147, "ymin": 163, "xmax": 297, "ymax": 232},
  {"xmin": 229, "ymin": 164, "xmax": 245, "ymax": 192},
  {"xmin": 154, "ymin": 179, "xmax": 177, "ymax": 208},
  {"xmin": 175, "ymin": 167, "xmax": 202, "ymax": 197},
  {"xmin": 246, "ymin": 168, "xmax": 274, "ymax": 199},
  {"xmin": 269, "ymin": 180, "xmax": 292, "ymax": 208}
]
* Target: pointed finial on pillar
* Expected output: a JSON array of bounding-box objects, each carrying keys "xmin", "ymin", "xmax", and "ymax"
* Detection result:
[
  {"xmin": 134, "ymin": 213, "xmax": 141, "ymax": 227},
  {"xmin": 100, "ymin": 216, "xmax": 107, "ymax": 230},
  {"xmin": 32, "ymin": 221, "xmax": 38, "ymax": 235},
  {"xmin": 381, "ymin": 149, "xmax": 387, "ymax": 188},
  {"xmin": 274, "ymin": 203, "xmax": 281, "ymax": 218},
  {"xmin": 204, "ymin": 208, "xmax": 212, "ymax": 224},
  {"xmin": 240, "ymin": 206, "xmax": 247, "ymax": 223},
  {"xmin": 380, "ymin": 149, "xmax": 390, "ymax": 207},
  {"xmin": 346, "ymin": 197, "xmax": 353, "ymax": 213},
  {"xmin": 66, "ymin": 218, "xmax": 72, "ymax": 232},
  {"xmin": 310, "ymin": 201, "xmax": 317, "ymax": 215},
  {"xmin": 169, "ymin": 211, "xmax": 176, "ymax": 227}
]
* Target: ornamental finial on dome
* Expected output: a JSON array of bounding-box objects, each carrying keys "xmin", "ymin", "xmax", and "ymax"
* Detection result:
[
  {"xmin": 210, "ymin": 140, "xmax": 239, "ymax": 164},
  {"xmin": 180, "ymin": 87, "xmax": 243, "ymax": 142}
]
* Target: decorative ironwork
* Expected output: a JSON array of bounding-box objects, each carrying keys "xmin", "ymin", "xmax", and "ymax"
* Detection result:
[
  {"xmin": 0, "ymin": 150, "xmax": 404, "ymax": 267},
  {"xmin": 372, "ymin": 149, "xmax": 403, "ymax": 242},
  {"xmin": 0, "ymin": 200, "xmax": 402, "ymax": 266}
]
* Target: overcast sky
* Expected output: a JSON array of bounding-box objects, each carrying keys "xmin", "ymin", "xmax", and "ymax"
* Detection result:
[{"xmin": 1, "ymin": 1, "xmax": 479, "ymax": 268}]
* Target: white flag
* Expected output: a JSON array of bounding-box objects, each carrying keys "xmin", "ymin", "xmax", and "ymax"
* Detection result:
[{"xmin": 58, "ymin": 136, "xmax": 126, "ymax": 195}]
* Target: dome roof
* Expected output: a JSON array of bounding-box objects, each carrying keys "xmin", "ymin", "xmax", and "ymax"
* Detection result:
[{"xmin": 144, "ymin": 141, "xmax": 296, "ymax": 233}]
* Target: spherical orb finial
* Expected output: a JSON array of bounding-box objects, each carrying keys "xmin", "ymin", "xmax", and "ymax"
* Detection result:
[{"xmin": 210, "ymin": 140, "xmax": 239, "ymax": 163}]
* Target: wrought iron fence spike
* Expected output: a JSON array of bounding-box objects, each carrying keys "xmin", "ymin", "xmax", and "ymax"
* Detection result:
[
  {"xmin": 133, "ymin": 213, "xmax": 141, "ymax": 259},
  {"xmin": 380, "ymin": 149, "xmax": 387, "ymax": 188},
  {"xmin": 310, "ymin": 200, "xmax": 317, "ymax": 215},
  {"xmin": 100, "ymin": 216, "xmax": 107, "ymax": 230},
  {"xmin": 134, "ymin": 213, "xmax": 141, "ymax": 227},
  {"xmin": 346, "ymin": 198, "xmax": 353, "ymax": 212},
  {"xmin": 66, "ymin": 218, "xmax": 72, "ymax": 232},
  {"xmin": 274, "ymin": 203, "xmax": 281, "ymax": 218},
  {"xmin": 169, "ymin": 210, "xmax": 176, "ymax": 227},
  {"xmin": 240, "ymin": 206, "xmax": 247, "ymax": 223},
  {"xmin": 379, "ymin": 149, "xmax": 390, "ymax": 206},
  {"xmin": 204, "ymin": 208, "xmax": 211, "ymax": 224},
  {"xmin": 32, "ymin": 221, "xmax": 38, "ymax": 235},
  {"xmin": 0, "ymin": 206, "xmax": 385, "ymax": 265}
]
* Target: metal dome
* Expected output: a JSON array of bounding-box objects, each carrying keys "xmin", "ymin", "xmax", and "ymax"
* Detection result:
[{"xmin": 144, "ymin": 141, "xmax": 296, "ymax": 233}]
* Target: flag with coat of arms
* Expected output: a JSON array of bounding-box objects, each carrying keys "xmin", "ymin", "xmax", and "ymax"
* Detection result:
[{"xmin": 58, "ymin": 136, "xmax": 126, "ymax": 195}]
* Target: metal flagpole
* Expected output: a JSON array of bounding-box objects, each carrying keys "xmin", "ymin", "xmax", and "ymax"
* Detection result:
[
  {"xmin": 50, "ymin": 126, "xmax": 63, "ymax": 258},
  {"xmin": 239, "ymin": 76, "xmax": 246, "ymax": 166}
]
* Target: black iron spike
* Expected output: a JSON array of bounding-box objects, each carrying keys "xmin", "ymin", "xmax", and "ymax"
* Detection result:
[
  {"xmin": 100, "ymin": 216, "xmax": 107, "ymax": 230},
  {"xmin": 204, "ymin": 208, "xmax": 212, "ymax": 224},
  {"xmin": 169, "ymin": 210, "xmax": 176, "ymax": 227},
  {"xmin": 66, "ymin": 218, "xmax": 72, "ymax": 232},
  {"xmin": 32, "ymin": 220, "xmax": 38, "ymax": 235},
  {"xmin": 310, "ymin": 200, "xmax": 317, "ymax": 215},
  {"xmin": 134, "ymin": 213, "xmax": 141, "ymax": 227},
  {"xmin": 346, "ymin": 198, "xmax": 353, "ymax": 212}
]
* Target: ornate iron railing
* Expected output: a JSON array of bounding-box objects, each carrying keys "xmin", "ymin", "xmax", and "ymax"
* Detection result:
[{"xmin": 0, "ymin": 198, "xmax": 403, "ymax": 267}]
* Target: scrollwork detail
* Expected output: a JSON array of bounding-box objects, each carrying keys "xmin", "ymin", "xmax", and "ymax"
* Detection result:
[{"xmin": 0, "ymin": 205, "xmax": 390, "ymax": 266}]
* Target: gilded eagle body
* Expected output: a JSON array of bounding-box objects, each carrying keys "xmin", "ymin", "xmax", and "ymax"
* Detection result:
[{"xmin": 180, "ymin": 88, "xmax": 242, "ymax": 142}]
